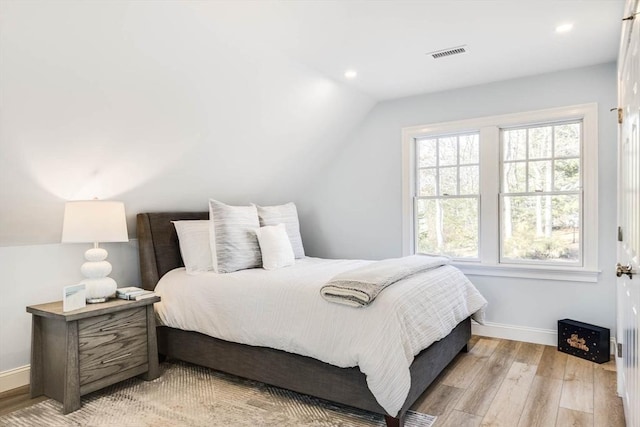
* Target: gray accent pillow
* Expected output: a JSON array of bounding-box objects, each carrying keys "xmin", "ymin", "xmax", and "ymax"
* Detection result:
[
  {"xmin": 256, "ymin": 202, "xmax": 305, "ymax": 259},
  {"xmin": 209, "ymin": 199, "xmax": 261, "ymax": 273}
]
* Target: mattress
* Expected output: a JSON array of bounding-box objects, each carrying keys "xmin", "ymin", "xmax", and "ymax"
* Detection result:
[{"xmin": 154, "ymin": 257, "xmax": 487, "ymax": 416}]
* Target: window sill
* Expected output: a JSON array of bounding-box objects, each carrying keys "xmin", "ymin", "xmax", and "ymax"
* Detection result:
[{"xmin": 452, "ymin": 262, "xmax": 601, "ymax": 283}]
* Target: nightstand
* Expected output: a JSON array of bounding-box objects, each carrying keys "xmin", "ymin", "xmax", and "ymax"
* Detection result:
[{"xmin": 26, "ymin": 296, "xmax": 161, "ymax": 414}]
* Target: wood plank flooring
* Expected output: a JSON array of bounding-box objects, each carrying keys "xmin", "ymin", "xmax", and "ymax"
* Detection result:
[
  {"xmin": 0, "ymin": 385, "xmax": 47, "ymax": 417},
  {"xmin": 0, "ymin": 336, "xmax": 627, "ymax": 427},
  {"xmin": 411, "ymin": 336, "xmax": 626, "ymax": 427}
]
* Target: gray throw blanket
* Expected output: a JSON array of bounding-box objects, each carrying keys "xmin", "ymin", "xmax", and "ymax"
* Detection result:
[{"xmin": 320, "ymin": 255, "xmax": 450, "ymax": 307}]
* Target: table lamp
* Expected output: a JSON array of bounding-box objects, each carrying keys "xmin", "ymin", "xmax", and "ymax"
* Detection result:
[{"xmin": 61, "ymin": 200, "xmax": 129, "ymax": 303}]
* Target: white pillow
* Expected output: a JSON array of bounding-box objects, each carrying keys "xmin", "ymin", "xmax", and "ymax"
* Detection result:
[
  {"xmin": 255, "ymin": 224, "xmax": 295, "ymax": 270},
  {"xmin": 172, "ymin": 220, "xmax": 213, "ymax": 275},
  {"xmin": 256, "ymin": 202, "xmax": 305, "ymax": 259},
  {"xmin": 209, "ymin": 199, "xmax": 262, "ymax": 273}
]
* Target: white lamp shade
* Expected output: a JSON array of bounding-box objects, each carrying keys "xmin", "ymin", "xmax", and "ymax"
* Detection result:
[{"xmin": 61, "ymin": 200, "xmax": 129, "ymax": 243}]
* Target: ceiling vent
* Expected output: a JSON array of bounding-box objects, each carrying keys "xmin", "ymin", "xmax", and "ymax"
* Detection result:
[{"xmin": 427, "ymin": 45, "xmax": 468, "ymax": 59}]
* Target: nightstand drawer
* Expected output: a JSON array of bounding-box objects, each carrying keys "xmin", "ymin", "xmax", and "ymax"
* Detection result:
[
  {"xmin": 78, "ymin": 307, "xmax": 148, "ymax": 385},
  {"xmin": 79, "ymin": 337, "xmax": 148, "ymax": 386},
  {"xmin": 78, "ymin": 307, "xmax": 147, "ymax": 345}
]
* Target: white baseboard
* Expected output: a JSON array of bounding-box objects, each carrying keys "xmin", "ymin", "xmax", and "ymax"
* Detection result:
[
  {"xmin": 610, "ymin": 337, "xmax": 616, "ymax": 358},
  {"xmin": 472, "ymin": 321, "xmax": 557, "ymax": 346},
  {"xmin": 472, "ymin": 321, "xmax": 617, "ymax": 356},
  {"xmin": 0, "ymin": 365, "xmax": 30, "ymax": 393}
]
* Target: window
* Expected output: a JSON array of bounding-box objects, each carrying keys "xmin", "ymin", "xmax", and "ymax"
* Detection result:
[
  {"xmin": 402, "ymin": 104, "xmax": 598, "ymax": 282},
  {"xmin": 501, "ymin": 122, "xmax": 582, "ymax": 265},
  {"xmin": 415, "ymin": 133, "xmax": 480, "ymax": 258}
]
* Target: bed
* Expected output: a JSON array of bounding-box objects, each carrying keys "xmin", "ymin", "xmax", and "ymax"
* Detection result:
[{"xmin": 137, "ymin": 211, "xmax": 484, "ymax": 427}]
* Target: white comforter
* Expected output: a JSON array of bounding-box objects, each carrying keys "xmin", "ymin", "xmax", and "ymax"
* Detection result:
[{"xmin": 154, "ymin": 257, "xmax": 487, "ymax": 416}]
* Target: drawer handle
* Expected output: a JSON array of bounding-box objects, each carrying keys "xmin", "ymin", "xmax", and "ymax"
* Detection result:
[{"xmin": 101, "ymin": 353, "xmax": 132, "ymax": 364}]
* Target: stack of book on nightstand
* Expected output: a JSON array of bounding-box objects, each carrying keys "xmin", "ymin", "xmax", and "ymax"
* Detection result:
[{"xmin": 116, "ymin": 287, "xmax": 156, "ymax": 301}]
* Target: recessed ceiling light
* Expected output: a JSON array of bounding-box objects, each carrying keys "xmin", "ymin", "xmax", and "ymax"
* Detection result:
[
  {"xmin": 556, "ymin": 23, "xmax": 573, "ymax": 33},
  {"xmin": 344, "ymin": 69, "xmax": 357, "ymax": 79}
]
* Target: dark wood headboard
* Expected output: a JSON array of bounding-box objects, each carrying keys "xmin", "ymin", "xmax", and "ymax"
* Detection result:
[{"xmin": 137, "ymin": 212, "xmax": 208, "ymax": 290}]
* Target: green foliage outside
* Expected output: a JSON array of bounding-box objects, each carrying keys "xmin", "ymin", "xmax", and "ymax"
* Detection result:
[
  {"xmin": 416, "ymin": 198, "xmax": 478, "ymax": 258},
  {"xmin": 415, "ymin": 121, "xmax": 582, "ymax": 263}
]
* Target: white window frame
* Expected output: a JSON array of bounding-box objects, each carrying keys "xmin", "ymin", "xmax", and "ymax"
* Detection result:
[
  {"xmin": 414, "ymin": 132, "xmax": 481, "ymax": 260},
  {"xmin": 402, "ymin": 103, "xmax": 599, "ymax": 282}
]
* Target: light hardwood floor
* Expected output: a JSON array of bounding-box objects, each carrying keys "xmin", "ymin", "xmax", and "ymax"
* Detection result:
[
  {"xmin": 411, "ymin": 336, "xmax": 626, "ymax": 427},
  {"xmin": 0, "ymin": 336, "xmax": 626, "ymax": 426},
  {"xmin": 0, "ymin": 385, "xmax": 47, "ymax": 417}
]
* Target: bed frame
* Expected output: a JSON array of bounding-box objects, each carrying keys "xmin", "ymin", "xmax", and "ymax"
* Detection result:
[{"xmin": 137, "ymin": 212, "xmax": 471, "ymax": 427}]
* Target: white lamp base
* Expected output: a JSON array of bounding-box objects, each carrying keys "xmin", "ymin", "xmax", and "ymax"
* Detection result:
[
  {"xmin": 80, "ymin": 246, "xmax": 117, "ymax": 303},
  {"xmin": 81, "ymin": 277, "xmax": 117, "ymax": 303}
]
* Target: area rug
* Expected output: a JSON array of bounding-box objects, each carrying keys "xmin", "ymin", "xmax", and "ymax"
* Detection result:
[{"xmin": 0, "ymin": 361, "xmax": 436, "ymax": 426}]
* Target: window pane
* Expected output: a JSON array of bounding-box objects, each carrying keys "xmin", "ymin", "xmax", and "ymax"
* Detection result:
[
  {"xmin": 418, "ymin": 138, "xmax": 437, "ymax": 167},
  {"xmin": 439, "ymin": 137, "xmax": 457, "ymax": 166},
  {"xmin": 417, "ymin": 198, "xmax": 478, "ymax": 258},
  {"xmin": 460, "ymin": 165, "xmax": 479, "ymax": 195},
  {"xmin": 528, "ymin": 160, "xmax": 552, "ymax": 192},
  {"xmin": 554, "ymin": 158, "xmax": 580, "ymax": 191},
  {"xmin": 503, "ymin": 161, "xmax": 526, "ymax": 193},
  {"xmin": 528, "ymin": 126, "xmax": 552, "ymax": 159},
  {"xmin": 440, "ymin": 167, "xmax": 457, "ymax": 195},
  {"xmin": 555, "ymin": 123, "xmax": 580, "ymax": 157},
  {"xmin": 418, "ymin": 168, "xmax": 437, "ymax": 196},
  {"xmin": 459, "ymin": 134, "xmax": 479, "ymax": 164},
  {"xmin": 503, "ymin": 129, "xmax": 526, "ymax": 161},
  {"xmin": 501, "ymin": 195, "xmax": 580, "ymax": 263}
]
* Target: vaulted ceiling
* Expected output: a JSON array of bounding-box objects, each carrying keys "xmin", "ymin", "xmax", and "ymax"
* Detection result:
[
  {"xmin": 189, "ymin": 0, "xmax": 625, "ymax": 100},
  {"xmin": 0, "ymin": 0, "xmax": 625, "ymax": 245}
]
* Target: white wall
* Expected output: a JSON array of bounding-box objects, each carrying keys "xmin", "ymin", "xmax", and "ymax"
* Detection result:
[
  {"xmin": 0, "ymin": 1, "xmax": 375, "ymax": 246},
  {"xmin": 0, "ymin": 1, "xmax": 374, "ymax": 378},
  {"xmin": 299, "ymin": 63, "xmax": 618, "ymax": 336}
]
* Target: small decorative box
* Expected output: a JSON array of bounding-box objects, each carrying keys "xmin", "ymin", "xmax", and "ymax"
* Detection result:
[{"xmin": 557, "ymin": 319, "xmax": 610, "ymax": 364}]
